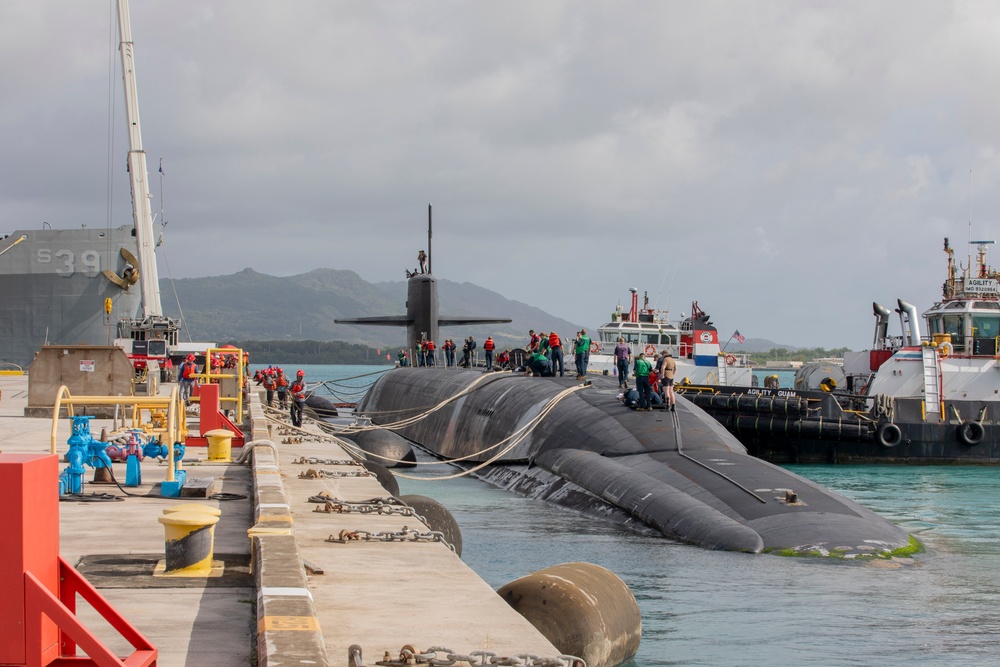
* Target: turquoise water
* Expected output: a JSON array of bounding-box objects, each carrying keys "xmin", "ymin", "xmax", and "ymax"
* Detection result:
[{"xmin": 270, "ymin": 365, "xmax": 1000, "ymax": 665}]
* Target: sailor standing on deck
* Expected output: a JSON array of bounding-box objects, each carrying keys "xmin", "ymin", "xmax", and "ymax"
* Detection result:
[
  {"xmin": 178, "ymin": 354, "xmax": 198, "ymax": 403},
  {"xmin": 528, "ymin": 330, "xmax": 541, "ymax": 352},
  {"xmin": 484, "ymin": 336, "xmax": 495, "ymax": 370},
  {"xmin": 613, "ymin": 337, "xmax": 631, "ymax": 389},
  {"xmin": 262, "ymin": 369, "xmax": 276, "ymax": 407},
  {"xmin": 661, "ymin": 351, "xmax": 677, "ymax": 411},
  {"xmin": 548, "ymin": 331, "xmax": 564, "ymax": 377},
  {"xmin": 633, "ymin": 352, "xmax": 653, "ymax": 411},
  {"xmin": 290, "ymin": 370, "xmax": 306, "ymax": 427},
  {"xmin": 275, "ymin": 368, "xmax": 289, "ymax": 408},
  {"xmin": 574, "ymin": 329, "xmax": 591, "ymax": 379}
]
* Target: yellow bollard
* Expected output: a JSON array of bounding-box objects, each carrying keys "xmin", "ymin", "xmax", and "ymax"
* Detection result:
[
  {"xmin": 162, "ymin": 503, "xmax": 222, "ymax": 517},
  {"xmin": 157, "ymin": 510, "xmax": 220, "ymax": 576},
  {"xmin": 205, "ymin": 428, "xmax": 234, "ymax": 462}
]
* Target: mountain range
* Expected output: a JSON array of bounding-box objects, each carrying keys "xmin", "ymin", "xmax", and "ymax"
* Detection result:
[{"xmin": 158, "ymin": 268, "xmax": 792, "ymax": 352}]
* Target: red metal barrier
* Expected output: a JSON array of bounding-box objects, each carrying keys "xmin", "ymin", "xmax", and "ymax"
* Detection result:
[
  {"xmin": 0, "ymin": 454, "xmax": 157, "ymax": 667},
  {"xmin": 185, "ymin": 383, "xmax": 244, "ymax": 448}
]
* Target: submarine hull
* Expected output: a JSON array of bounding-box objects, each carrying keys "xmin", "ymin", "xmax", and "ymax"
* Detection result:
[{"xmin": 356, "ymin": 368, "xmax": 912, "ymax": 556}]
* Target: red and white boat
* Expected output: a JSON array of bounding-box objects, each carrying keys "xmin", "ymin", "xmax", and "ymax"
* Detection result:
[{"xmin": 587, "ymin": 288, "xmax": 752, "ymax": 385}]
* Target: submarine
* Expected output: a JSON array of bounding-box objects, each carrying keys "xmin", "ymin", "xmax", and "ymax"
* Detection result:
[
  {"xmin": 338, "ymin": 213, "xmax": 914, "ymax": 556},
  {"xmin": 356, "ymin": 368, "xmax": 916, "ymax": 556}
]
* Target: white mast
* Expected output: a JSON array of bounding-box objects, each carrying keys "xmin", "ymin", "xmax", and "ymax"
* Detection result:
[{"xmin": 117, "ymin": 0, "xmax": 162, "ymax": 318}]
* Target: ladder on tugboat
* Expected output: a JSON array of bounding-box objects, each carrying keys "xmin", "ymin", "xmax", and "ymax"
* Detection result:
[
  {"xmin": 921, "ymin": 345, "xmax": 941, "ymax": 416},
  {"xmin": 717, "ymin": 356, "xmax": 728, "ymax": 386}
]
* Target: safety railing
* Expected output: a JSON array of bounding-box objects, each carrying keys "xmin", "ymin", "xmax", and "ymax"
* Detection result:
[{"xmin": 50, "ymin": 384, "xmax": 186, "ymax": 484}]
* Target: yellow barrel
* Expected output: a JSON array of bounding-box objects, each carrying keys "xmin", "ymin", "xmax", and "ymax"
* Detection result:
[
  {"xmin": 162, "ymin": 503, "xmax": 222, "ymax": 517},
  {"xmin": 157, "ymin": 510, "xmax": 220, "ymax": 575},
  {"xmin": 205, "ymin": 428, "xmax": 234, "ymax": 462}
]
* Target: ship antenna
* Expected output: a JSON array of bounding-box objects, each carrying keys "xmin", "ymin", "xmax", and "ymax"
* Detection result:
[
  {"xmin": 969, "ymin": 168, "xmax": 974, "ymax": 271},
  {"xmin": 655, "ymin": 264, "xmax": 677, "ymax": 316},
  {"xmin": 427, "ymin": 203, "xmax": 432, "ymax": 275}
]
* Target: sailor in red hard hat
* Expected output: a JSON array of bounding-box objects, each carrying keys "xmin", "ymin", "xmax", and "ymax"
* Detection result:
[
  {"xmin": 275, "ymin": 368, "xmax": 289, "ymax": 409},
  {"xmin": 178, "ymin": 354, "xmax": 199, "ymax": 403},
  {"xmin": 290, "ymin": 369, "xmax": 307, "ymax": 427}
]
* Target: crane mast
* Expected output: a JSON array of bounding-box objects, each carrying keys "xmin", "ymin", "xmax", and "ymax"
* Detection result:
[
  {"xmin": 114, "ymin": 0, "xmax": 178, "ymax": 374},
  {"xmin": 117, "ymin": 0, "xmax": 162, "ymax": 317}
]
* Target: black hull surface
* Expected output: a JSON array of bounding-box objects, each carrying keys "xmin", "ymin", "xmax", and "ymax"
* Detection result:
[
  {"xmin": 685, "ymin": 386, "xmax": 1000, "ymax": 464},
  {"xmin": 356, "ymin": 368, "xmax": 913, "ymax": 556}
]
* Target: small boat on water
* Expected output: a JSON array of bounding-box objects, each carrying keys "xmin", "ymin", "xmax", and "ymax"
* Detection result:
[
  {"xmin": 685, "ymin": 237, "xmax": 1000, "ymax": 464},
  {"xmin": 585, "ymin": 288, "xmax": 753, "ymax": 385}
]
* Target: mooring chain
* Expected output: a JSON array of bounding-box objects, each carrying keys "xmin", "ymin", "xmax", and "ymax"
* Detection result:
[
  {"xmin": 292, "ymin": 456, "xmax": 362, "ymax": 466},
  {"xmin": 298, "ymin": 468, "xmax": 374, "ymax": 479},
  {"xmin": 361, "ymin": 646, "xmax": 585, "ymax": 667},
  {"xmin": 307, "ymin": 493, "xmax": 404, "ymax": 506},
  {"xmin": 313, "ymin": 501, "xmax": 417, "ymax": 516},
  {"xmin": 326, "ymin": 526, "xmax": 455, "ymax": 552}
]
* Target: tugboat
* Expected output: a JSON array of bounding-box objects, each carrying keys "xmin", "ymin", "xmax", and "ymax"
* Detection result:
[
  {"xmin": 586, "ymin": 288, "xmax": 753, "ymax": 385},
  {"xmin": 683, "ymin": 237, "xmax": 1000, "ymax": 464}
]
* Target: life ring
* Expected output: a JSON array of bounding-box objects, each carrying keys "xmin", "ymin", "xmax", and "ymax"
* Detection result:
[
  {"xmin": 958, "ymin": 421, "xmax": 985, "ymax": 446},
  {"xmin": 645, "ymin": 344, "xmax": 656, "ymax": 356},
  {"xmin": 725, "ymin": 354, "xmax": 736, "ymax": 366},
  {"xmin": 937, "ymin": 341, "xmax": 953, "ymax": 357},
  {"xmin": 877, "ymin": 422, "xmax": 902, "ymax": 447},
  {"xmin": 590, "ymin": 341, "xmax": 601, "ymax": 354}
]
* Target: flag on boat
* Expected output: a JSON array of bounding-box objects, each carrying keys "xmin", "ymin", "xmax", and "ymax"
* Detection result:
[{"xmin": 733, "ymin": 330, "xmax": 746, "ymax": 344}]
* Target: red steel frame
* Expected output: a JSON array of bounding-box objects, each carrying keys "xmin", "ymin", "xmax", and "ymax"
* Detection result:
[{"xmin": 0, "ymin": 454, "xmax": 157, "ymax": 667}]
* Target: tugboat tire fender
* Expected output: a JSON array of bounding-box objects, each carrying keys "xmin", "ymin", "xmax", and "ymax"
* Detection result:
[
  {"xmin": 958, "ymin": 421, "xmax": 985, "ymax": 446},
  {"xmin": 877, "ymin": 422, "xmax": 902, "ymax": 447}
]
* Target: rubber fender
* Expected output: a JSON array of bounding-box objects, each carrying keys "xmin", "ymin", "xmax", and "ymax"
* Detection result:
[
  {"xmin": 350, "ymin": 429, "xmax": 417, "ymax": 468},
  {"xmin": 399, "ymin": 494, "xmax": 463, "ymax": 557},
  {"xmin": 877, "ymin": 422, "xmax": 902, "ymax": 447},
  {"xmin": 360, "ymin": 460, "xmax": 400, "ymax": 497},
  {"xmin": 498, "ymin": 562, "xmax": 641, "ymax": 667},
  {"xmin": 304, "ymin": 394, "xmax": 338, "ymax": 418},
  {"xmin": 335, "ymin": 436, "xmax": 367, "ymax": 462},
  {"xmin": 958, "ymin": 421, "xmax": 985, "ymax": 446}
]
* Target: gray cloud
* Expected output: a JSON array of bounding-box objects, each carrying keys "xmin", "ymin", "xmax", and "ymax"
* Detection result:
[{"xmin": 5, "ymin": 1, "xmax": 1000, "ymax": 349}]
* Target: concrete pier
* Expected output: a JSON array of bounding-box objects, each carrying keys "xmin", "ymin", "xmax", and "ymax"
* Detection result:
[{"xmin": 0, "ymin": 374, "xmax": 561, "ymax": 666}]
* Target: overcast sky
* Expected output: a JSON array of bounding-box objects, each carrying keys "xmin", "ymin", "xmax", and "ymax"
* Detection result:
[{"xmin": 5, "ymin": 1, "xmax": 1000, "ymax": 349}]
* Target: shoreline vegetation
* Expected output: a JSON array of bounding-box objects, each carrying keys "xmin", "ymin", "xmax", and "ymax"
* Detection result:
[{"xmin": 232, "ymin": 339, "xmax": 852, "ymax": 366}]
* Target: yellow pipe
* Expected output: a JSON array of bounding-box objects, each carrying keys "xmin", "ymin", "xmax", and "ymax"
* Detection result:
[{"xmin": 52, "ymin": 384, "xmax": 183, "ymax": 482}]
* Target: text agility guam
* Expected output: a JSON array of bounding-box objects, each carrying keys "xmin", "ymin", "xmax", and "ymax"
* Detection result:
[{"xmin": 745, "ymin": 388, "xmax": 800, "ymax": 398}]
